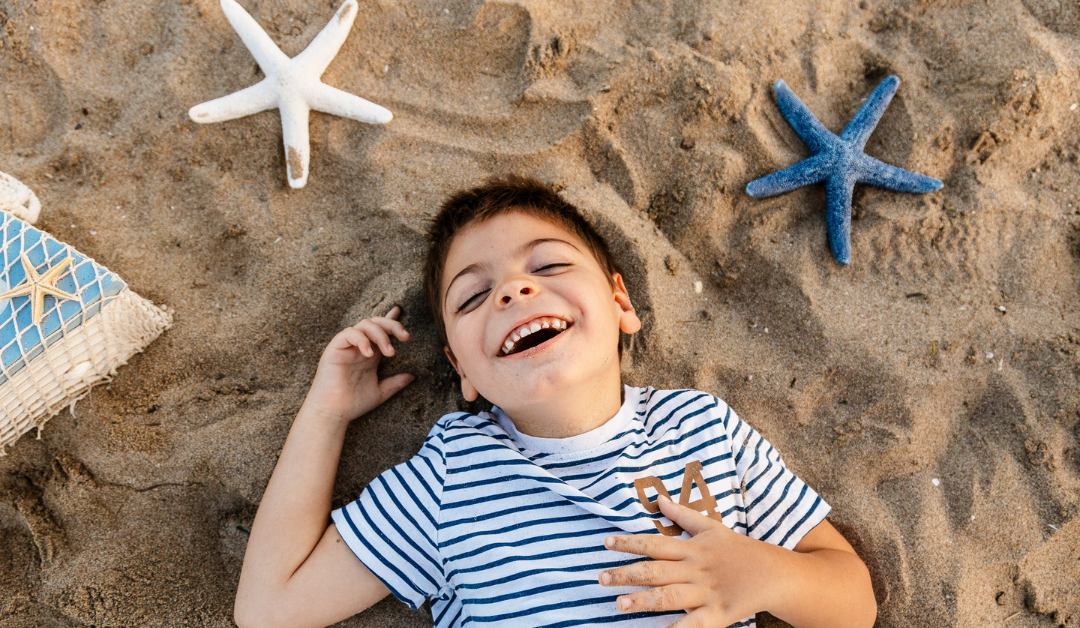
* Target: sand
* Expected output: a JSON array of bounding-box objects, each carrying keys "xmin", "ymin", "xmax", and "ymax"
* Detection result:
[{"xmin": 1, "ymin": 0, "xmax": 1078, "ymax": 626}]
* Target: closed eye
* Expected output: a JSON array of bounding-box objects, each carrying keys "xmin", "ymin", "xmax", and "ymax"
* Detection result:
[
  {"xmin": 456, "ymin": 289, "xmax": 490, "ymax": 313},
  {"xmin": 534, "ymin": 263, "xmax": 571, "ymax": 272}
]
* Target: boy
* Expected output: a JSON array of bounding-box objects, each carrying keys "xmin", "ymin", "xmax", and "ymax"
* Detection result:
[{"xmin": 233, "ymin": 176, "xmax": 877, "ymax": 628}]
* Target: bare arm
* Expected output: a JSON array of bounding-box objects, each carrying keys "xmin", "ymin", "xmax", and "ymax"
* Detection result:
[
  {"xmin": 234, "ymin": 308, "xmax": 413, "ymax": 628},
  {"xmin": 767, "ymin": 519, "xmax": 876, "ymax": 627}
]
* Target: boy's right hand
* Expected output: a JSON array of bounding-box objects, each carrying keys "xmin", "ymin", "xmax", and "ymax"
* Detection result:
[{"xmin": 301, "ymin": 305, "xmax": 415, "ymax": 424}]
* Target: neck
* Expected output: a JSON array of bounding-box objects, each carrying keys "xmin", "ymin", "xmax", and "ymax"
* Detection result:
[{"xmin": 501, "ymin": 367, "xmax": 624, "ymax": 439}]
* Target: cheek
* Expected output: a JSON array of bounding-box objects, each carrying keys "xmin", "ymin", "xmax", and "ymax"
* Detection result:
[{"xmin": 451, "ymin": 316, "xmax": 488, "ymax": 359}]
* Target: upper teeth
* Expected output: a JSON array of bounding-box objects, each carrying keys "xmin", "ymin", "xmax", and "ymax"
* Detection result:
[{"xmin": 501, "ymin": 317, "xmax": 569, "ymax": 355}]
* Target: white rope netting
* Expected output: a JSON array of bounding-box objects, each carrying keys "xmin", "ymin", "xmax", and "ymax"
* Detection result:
[
  {"xmin": 0, "ymin": 174, "xmax": 171, "ymax": 453},
  {"xmin": 0, "ymin": 171, "xmax": 41, "ymax": 223}
]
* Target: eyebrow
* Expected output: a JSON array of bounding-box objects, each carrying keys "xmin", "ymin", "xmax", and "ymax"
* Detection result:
[{"xmin": 443, "ymin": 237, "xmax": 582, "ymax": 309}]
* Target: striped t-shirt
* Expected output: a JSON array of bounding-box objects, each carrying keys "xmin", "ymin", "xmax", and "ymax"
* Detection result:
[{"xmin": 332, "ymin": 386, "xmax": 830, "ymax": 628}]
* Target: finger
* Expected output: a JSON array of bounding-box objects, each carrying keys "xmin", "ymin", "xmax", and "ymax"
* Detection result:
[
  {"xmin": 605, "ymin": 533, "xmax": 687, "ymax": 561},
  {"xmin": 369, "ymin": 315, "xmax": 410, "ymax": 342},
  {"xmin": 378, "ymin": 373, "xmax": 415, "ymax": 402},
  {"xmin": 385, "ymin": 305, "xmax": 401, "ymax": 320},
  {"xmin": 616, "ymin": 583, "xmax": 704, "ymax": 614},
  {"xmin": 656, "ymin": 494, "xmax": 723, "ymax": 536},
  {"xmin": 356, "ymin": 320, "xmax": 395, "ymax": 356},
  {"xmin": 666, "ymin": 606, "xmax": 717, "ymax": 628},
  {"xmin": 600, "ymin": 559, "xmax": 686, "ymax": 588},
  {"xmin": 330, "ymin": 327, "xmax": 375, "ymax": 358}
]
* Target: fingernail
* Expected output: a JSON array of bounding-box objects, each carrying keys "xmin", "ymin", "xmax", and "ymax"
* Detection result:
[
  {"xmin": 658, "ymin": 493, "xmax": 671, "ymax": 503},
  {"xmin": 604, "ymin": 536, "xmax": 614, "ymax": 548},
  {"xmin": 600, "ymin": 572, "xmax": 611, "ymax": 585},
  {"xmin": 618, "ymin": 597, "xmax": 631, "ymax": 611}
]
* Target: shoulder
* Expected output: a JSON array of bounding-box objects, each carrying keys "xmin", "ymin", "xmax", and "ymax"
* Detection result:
[
  {"xmin": 426, "ymin": 409, "xmax": 518, "ymax": 456},
  {"xmin": 639, "ymin": 384, "xmax": 734, "ymax": 423},
  {"xmin": 636, "ymin": 387, "xmax": 735, "ymax": 437}
]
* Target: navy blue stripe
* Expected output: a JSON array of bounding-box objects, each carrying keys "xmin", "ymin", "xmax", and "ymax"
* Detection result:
[
  {"xmin": 410, "ymin": 456, "xmax": 441, "ymax": 506},
  {"xmin": 463, "ymin": 578, "xmax": 600, "ymax": 606},
  {"xmin": 760, "ymin": 483, "xmax": 809, "ymax": 543},
  {"xmin": 446, "ymin": 605, "xmax": 463, "ymax": 628},
  {"xmin": 441, "ymin": 513, "xmax": 598, "ymax": 548},
  {"xmin": 447, "ymin": 457, "xmax": 536, "ymax": 475},
  {"xmin": 376, "ymin": 473, "xmax": 442, "ymax": 573},
  {"xmin": 748, "ymin": 473, "xmax": 798, "ymax": 534},
  {"xmin": 455, "ymin": 557, "xmax": 648, "ymax": 591},
  {"xmin": 446, "ymin": 442, "xmax": 512, "ymax": 458},
  {"xmin": 644, "ymin": 389, "xmax": 698, "ymax": 424},
  {"xmin": 645, "ymin": 392, "xmax": 713, "ymax": 436},
  {"xmin": 390, "ymin": 464, "xmax": 438, "ymax": 531},
  {"xmin": 745, "ymin": 444, "xmax": 778, "ymax": 493},
  {"xmin": 466, "ymin": 592, "xmax": 658, "ymax": 623},
  {"xmin": 746, "ymin": 453, "xmax": 782, "ymax": 512},
  {"xmin": 533, "ymin": 609, "xmax": 685, "ymax": 628},
  {"xmin": 448, "ymin": 542, "xmax": 609, "ymax": 580},
  {"xmin": 732, "ymin": 416, "xmax": 754, "ymax": 467},
  {"xmin": 359, "ymin": 490, "xmax": 442, "ymax": 591},
  {"xmin": 338, "ymin": 507, "xmax": 427, "ymax": 606},
  {"xmin": 434, "ymin": 595, "xmax": 457, "ymax": 626},
  {"xmin": 779, "ymin": 494, "xmax": 823, "ymax": 546},
  {"xmin": 447, "ymin": 525, "xmax": 618, "ymax": 564},
  {"xmin": 445, "ymin": 470, "xmax": 563, "ymax": 494},
  {"xmin": 443, "ymin": 430, "xmax": 514, "ymax": 445}
]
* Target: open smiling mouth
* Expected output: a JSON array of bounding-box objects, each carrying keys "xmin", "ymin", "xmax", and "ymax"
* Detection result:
[{"xmin": 500, "ymin": 317, "xmax": 571, "ymax": 356}]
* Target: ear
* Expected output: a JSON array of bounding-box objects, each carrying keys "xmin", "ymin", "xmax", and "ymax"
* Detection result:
[
  {"xmin": 611, "ymin": 273, "xmax": 641, "ymax": 334},
  {"xmin": 443, "ymin": 345, "xmax": 480, "ymax": 402}
]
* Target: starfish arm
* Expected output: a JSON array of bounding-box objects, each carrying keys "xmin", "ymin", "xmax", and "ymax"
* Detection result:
[
  {"xmin": 773, "ymin": 80, "xmax": 836, "ymax": 154},
  {"xmin": 20, "ymin": 256, "xmax": 39, "ymax": 281},
  {"xmin": 40, "ymin": 257, "xmax": 73, "ymax": 284},
  {"xmin": 294, "ymin": 0, "xmax": 359, "ymax": 77},
  {"xmin": 189, "ymin": 79, "xmax": 278, "ymax": 124},
  {"xmin": 280, "ymin": 98, "xmax": 312, "ymax": 189},
  {"xmin": 0, "ymin": 285, "xmax": 31, "ymax": 301},
  {"xmin": 31, "ymin": 288, "xmax": 45, "ymax": 324},
  {"xmin": 858, "ymin": 155, "xmax": 943, "ymax": 193},
  {"xmin": 824, "ymin": 176, "xmax": 855, "ymax": 265},
  {"xmin": 38, "ymin": 283, "xmax": 77, "ymax": 301},
  {"xmin": 308, "ymin": 83, "xmax": 392, "ymax": 124},
  {"xmin": 219, "ymin": 0, "xmax": 290, "ymax": 75},
  {"xmin": 745, "ymin": 153, "xmax": 832, "ymax": 198},
  {"xmin": 840, "ymin": 76, "xmax": 899, "ymax": 150}
]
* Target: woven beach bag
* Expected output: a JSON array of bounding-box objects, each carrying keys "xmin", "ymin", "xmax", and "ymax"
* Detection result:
[{"xmin": 0, "ymin": 172, "xmax": 171, "ymax": 454}]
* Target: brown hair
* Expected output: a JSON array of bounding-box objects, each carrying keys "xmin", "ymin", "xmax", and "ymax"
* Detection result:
[{"xmin": 422, "ymin": 174, "xmax": 620, "ymax": 347}]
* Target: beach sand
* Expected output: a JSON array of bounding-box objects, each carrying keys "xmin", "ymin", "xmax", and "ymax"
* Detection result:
[{"xmin": 1, "ymin": 0, "xmax": 1078, "ymax": 626}]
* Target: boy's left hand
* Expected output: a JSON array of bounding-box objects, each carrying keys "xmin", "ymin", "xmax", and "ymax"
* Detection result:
[{"xmin": 599, "ymin": 494, "xmax": 781, "ymax": 627}]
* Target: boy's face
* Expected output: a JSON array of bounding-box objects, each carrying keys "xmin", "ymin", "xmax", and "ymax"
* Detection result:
[{"xmin": 439, "ymin": 211, "xmax": 640, "ymax": 411}]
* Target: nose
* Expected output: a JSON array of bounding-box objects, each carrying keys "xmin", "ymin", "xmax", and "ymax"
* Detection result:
[{"xmin": 495, "ymin": 275, "xmax": 538, "ymax": 308}]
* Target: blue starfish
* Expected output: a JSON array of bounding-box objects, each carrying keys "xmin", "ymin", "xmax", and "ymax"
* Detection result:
[{"xmin": 745, "ymin": 76, "xmax": 943, "ymax": 265}]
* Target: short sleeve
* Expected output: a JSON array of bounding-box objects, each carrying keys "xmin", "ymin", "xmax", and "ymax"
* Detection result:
[
  {"xmin": 726, "ymin": 406, "xmax": 831, "ymax": 550},
  {"xmin": 331, "ymin": 423, "xmax": 447, "ymax": 610}
]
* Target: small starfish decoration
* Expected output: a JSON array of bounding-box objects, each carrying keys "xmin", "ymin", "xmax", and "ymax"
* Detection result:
[
  {"xmin": 189, "ymin": 0, "xmax": 392, "ymax": 189},
  {"xmin": 745, "ymin": 76, "xmax": 943, "ymax": 265},
  {"xmin": 0, "ymin": 255, "xmax": 77, "ymax": 325}
]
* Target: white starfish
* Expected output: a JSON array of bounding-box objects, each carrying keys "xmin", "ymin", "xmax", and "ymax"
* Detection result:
[
  {"xmin": 189, "ymin": 0, "xmax": 392, "ymax": 189},
  {"xmin": 0, "ymin": 255, "xmax": 77, "ymax": 325}
]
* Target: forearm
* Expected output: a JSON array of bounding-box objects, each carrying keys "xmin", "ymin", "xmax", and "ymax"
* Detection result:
[
  {"xmin": 763, "ymin": 544, "xmax": 876, "ymax": 628},
  {"xmin": 236, "ymin": 402, "xmax": 349, "ymax": 604}
]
